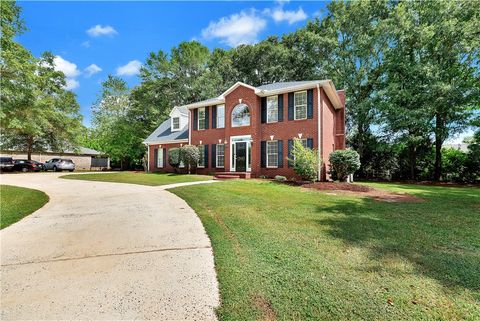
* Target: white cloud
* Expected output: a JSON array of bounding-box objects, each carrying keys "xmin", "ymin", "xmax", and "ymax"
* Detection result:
[
  {"xmin": 53, "ymin": 56, "xmax": 80, "ymax": 78},
  {"xmin": 81, "ymin": 40, "xmax": 90, "ymax": 48},
  {"xmin": 87, "ymin": 24, "xmax": 118, "ymax": 37},
  {"xmin": 65, "ymin": 78, "xmax": 80, "ymax": 90},
  {"xmin": 268, "ymin": 7, "xmax": 308, "ymax": 24},
  {"xmin": 201, "ymin": 10, "xmax": 267, "ymax": 47},
  {"xmin": 116, "ymin": 60, "xmax": 141, "ymax": 76},
  {"xmin": 84, "ymin": 64, "xmax": 102, "ymax": 77}
]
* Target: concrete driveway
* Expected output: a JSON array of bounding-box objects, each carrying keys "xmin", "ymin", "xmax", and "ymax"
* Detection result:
[{"xmin": 0, "ymin": 173, "xmax": 219, "ymax": 320}]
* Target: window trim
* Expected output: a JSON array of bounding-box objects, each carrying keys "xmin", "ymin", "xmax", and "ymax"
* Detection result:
[
  {"xmin": 266, "ymin": 95, "xmax": 278, "ymax": 124},
  {"xmin": 294, "ymin": 90, "xmax": 307, "ymax": 121},
  {"xmin": 231, "ymin": 103, "xmax": 250, "ymax": 127},
  {"xmin": 216, "ymin": 144, "xmax": 225, "ymax": 168},
  {"xmin": 172, "ymin": 117, "xmax": 180, "ymax": 131},
  {"xmin": 157, "ymin": 147, "xmax": 164, "ymax": 168},
  {"xmin": 198, "ymin": 107, "xmax": 206, "ymax": 130},
  {"xmin": 217, "ymin": 105, "xmax": 225, "ymax": 129},
  {"xmin": 197, "ymin": 145, "xmax": 205, "ymax": 168},
  {"xmin": 266, "ymin": 140, "xmax": 278, "ymax": 168}
]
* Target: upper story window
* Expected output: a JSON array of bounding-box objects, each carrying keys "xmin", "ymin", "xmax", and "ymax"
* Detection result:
[
  {"xmin": 217, "ymin": 105, "xmax": 225, "ymax": 128},
  {"xmin": 198, "ymin": 107, "xmax": 206, "ymax": 130},
  {"xmin": 294, "ymin": 91, "xmax": 307, "ymax": 120},
  {"xmin": 231, "ymin": 103, "xmax": 250, "ymax": 127},
  {"xmin": 172, "ymin": 117, "xmax": 180, "ymax": 131},
  {"xmin": 266, "ymin": 96, "xmax": 278, "ymax": 123}
]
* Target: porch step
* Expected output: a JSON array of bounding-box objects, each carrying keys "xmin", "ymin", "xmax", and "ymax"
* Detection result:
[
  {"xmin": 215, "ymin": 174, "xmax": 241, "ymax": 180},
  {"xmin": 214, "ymin": 172, "xmax": 251, "ymax": 179}
]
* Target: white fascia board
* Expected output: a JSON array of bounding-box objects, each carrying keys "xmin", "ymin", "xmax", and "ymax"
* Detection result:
[
  {"xmin": 143, "ymin": 139, "xmax": 189, "ymax": 145},
  {"xmin": 257, "ymin": 80, "xmax": 343, "ymax": 110},
  {"xmin": 183, "ymin": 98, "xmax": 224, "ymax": 110},
  {"xmin": 221, "ymin": 81, "xmax": 258, "ymax": 97}
]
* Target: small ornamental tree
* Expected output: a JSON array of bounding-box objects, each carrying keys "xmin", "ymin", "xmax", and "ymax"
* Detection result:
[
  {"xmin": 329, "ymin": 150, "xmax": 361, "ymax": 182},
  {"xmin": 180, "ymin": 145, "xmax": 200, "ymax": 174},
  {"xmin": 289, "ymin": 138, "xmax": 321, "ymax": 182},
  {"xmin": 168, "ymin": 147, "xmax": 182, "ymax": 173}
]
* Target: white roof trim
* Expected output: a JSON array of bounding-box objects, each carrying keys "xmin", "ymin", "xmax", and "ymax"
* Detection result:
[
  {"xmin": 143, "ymin": 139, "xmax": 189, "ymax": 145},
  {"xmin": 182, "ymin": 80, "xmax": 344, "ymax": 110},
  {"xmin": 169, "ymin": 106, "xmax": 189, "ymax": 117},
  {"xmin": 220, "ymin": 81, "xmax": 258, "ymax": 97}
]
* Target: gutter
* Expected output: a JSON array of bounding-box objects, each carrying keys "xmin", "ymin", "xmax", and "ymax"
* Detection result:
[{"xmin": 317, "ymin": 84, "xmax": 322, "ymax": 182}]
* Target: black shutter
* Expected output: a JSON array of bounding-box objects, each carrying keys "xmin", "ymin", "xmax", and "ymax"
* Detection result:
[
  {"xmin": 278, "ymin": 94, "xmax": 284, "ymax": 122},
  {"xmin": 307, "ymin": 89, "xmax": 314, "ymax": 119},
  {"xmin": 260, "ymin": 141, "xmax": 266, "ymax": 168},
  {"xmin": 307, "ymin": 138, "xmax": 314, "ymax": 149},
  {"xmin": 163, "ymin": 148, "xmax": 167, "ymax": 167},
  {"xmin": 278, "ymin": 140, "xmax": 284, "ymax": 168},
  {"xmin": 193, "ymin": 109, "xmax": 198, "ymax": 130},
  {"xmin": 154, "ymin": 148, "xmax": 158, "ymax": 168},
  {"xmin": 204, "ymin": 145, "xmax": 209, "ymax": 168},
  {"xmin": 288, "ymin": 92, "xmax": 294, "ymax": 120},
  {"xmin": 212, "ymin": 106, "xmax": 217, "ymax": 129},
  {"xmin": 205, "ymin": 107, "xmax": 209, "ymax": 129},
  {"xmin": 261, "ymin": 97, "xmax": 267, "ymax": 123},
  {"xmin": 288, "ymin": 139, "xmax": 293, "ymax": 167},
  {"xmin": 211, "ymin": 144, "xmax": 216, "ymax": 168}
]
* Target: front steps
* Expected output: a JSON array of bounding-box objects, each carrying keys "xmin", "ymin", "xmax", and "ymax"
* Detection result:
[{"xmin": 214, "ymin": 172, "xmax": 251, "ymax": 180}]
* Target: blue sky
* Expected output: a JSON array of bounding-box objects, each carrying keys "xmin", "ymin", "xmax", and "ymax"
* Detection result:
[{"xmin": 17, "ymin": 1, "xmax": 327, "ymax": 127}]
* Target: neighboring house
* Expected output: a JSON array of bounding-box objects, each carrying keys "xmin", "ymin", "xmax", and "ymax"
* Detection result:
[
  {"xmin": 144, "ymin": 80, "xmax": 346, "ymax": 180},
  {"xmin": 0, "ymin": 147, "xmax": 109, "ymax": 170}
]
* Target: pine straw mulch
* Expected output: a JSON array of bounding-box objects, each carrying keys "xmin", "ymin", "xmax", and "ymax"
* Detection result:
[{"xmin": 295, "ymin": 182, "xmax": 424, "ymax": 203}]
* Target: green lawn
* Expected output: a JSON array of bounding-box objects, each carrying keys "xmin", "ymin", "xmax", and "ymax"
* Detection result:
[
  {"xmin": 61, "ymin": 171, "xmax": 213, "ymax": 186},
  {"xmin": 0, "ymin": 185, "xmax": 49, "ymax": 229},
  {"xmin": 171, "ymin": 180, "xmax": 480, "ymax": 320}
]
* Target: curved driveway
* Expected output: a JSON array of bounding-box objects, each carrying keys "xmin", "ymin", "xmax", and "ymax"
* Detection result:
[{"xmin": 0, "ymin": 173, "xmax": 219, "ymax": 320}]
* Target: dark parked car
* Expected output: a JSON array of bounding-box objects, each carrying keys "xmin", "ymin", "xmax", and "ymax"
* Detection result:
[
  {"xmin": 32, "ymin": 161, "xmax": 45, "ymax": 171},
  {"xmin": 0, "ymin": 157, "xmax": 14, "ymax": 172},
  {"xmin": 13, "ymin": 159, "xmax": 43, "ymax": 172}
]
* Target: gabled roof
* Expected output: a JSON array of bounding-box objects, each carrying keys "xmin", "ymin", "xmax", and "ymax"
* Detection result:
[
  {"xmin": 169, "ymin": 105, "xmax": 189, "ymax": 117},
  {"xmin": 143, "ymin": 118, "xmax": 188, "ymax": 144},
  {"xmin": 181, "ymin": 80, "xmax": 344, "ymax": 110}
]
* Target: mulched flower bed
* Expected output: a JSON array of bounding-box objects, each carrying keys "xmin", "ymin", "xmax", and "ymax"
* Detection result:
[{"xmin": 296, "ymin": 181, "xmax": 423, "ymax": 203}]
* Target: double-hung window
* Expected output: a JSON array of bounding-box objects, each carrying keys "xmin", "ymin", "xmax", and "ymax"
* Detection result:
[
  {"xmin": 217, "ymin": 105, "xmax": 225, "ymax": 128},
  {"xmin": 266, "ymin": 96, "xmax": 278, "ymax": 123},
  {"xmin": 172, "ymin": 117, "xmax": 180, "ymax": 130},
  {"xmin": 198, "ymin": 107, "xmax": 206, "ymax": 130},
  {"xmin": 157, "ymin": 148, "xmax": 164, "ymax": 168},
  {"xmin": 216, "ymin": 144, "xmax": 225, "ymax": 168},
  {"xmin": 198, "ymin": 145, "xmax": 205, "ymax": 168},
  {"xmin": 266, "ymin": 141, "xmax": 278, "ymax": 168},
  {"xmin": 294, "ymin": 91, "xmax": 307, "ymax": 120}
]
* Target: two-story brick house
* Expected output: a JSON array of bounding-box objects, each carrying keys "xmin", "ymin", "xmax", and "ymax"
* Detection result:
[{"xmin": 144, "ymin": 80, "xmax": 346, "ymax": 181}]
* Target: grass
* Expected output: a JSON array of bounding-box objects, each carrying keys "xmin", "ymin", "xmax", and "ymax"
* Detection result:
[
  {"xmin": 170, "ymin": 180, "xmax": 480, "ymax": 320},
  {"xmin": 60, "ymin": 171, "xmax": 213, "ymax": 186},
  {"xmin": 0, "ymin": 185, "xmax": 49, "ymax": 229}
]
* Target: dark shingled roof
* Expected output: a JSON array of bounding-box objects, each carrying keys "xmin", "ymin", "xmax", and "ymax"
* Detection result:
[
  {"xmin": 256, "ymin": 81, "xmax": 320, "ymax": 91},
  {"xmin": 144, "ymin": 118, "xmax": 188, "ymax": 144}
]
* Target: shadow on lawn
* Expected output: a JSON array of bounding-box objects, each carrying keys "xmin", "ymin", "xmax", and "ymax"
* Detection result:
[{"xmin": 315, "ymin": 188, "xmax": 480, "ymax": 293}]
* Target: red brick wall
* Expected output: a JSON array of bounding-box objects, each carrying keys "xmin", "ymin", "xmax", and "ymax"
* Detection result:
[
  {"xmin": 184, "ymin": 84, "xmax": 346, "ymax": 180},
  {"xmin": 148, "ymin": 142, "xmax": 188, "ymax": 173}
]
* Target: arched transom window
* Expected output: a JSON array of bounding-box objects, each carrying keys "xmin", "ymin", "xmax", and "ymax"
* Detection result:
[{"xmin": 231, "ymin": 103, "xmax": 250, "ymax": 127}]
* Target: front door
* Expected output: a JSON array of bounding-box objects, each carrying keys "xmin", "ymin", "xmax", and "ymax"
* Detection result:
[{"xmin": 235, "ymin": 142, "xmax": 247, "ymax": 172}]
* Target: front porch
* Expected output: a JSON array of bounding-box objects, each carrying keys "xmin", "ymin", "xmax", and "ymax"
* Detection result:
[{"xmin": 214, "ymin": 171, "xmax": 252, "ymax": 180}]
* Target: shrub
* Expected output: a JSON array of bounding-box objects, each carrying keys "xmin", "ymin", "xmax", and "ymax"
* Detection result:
[
  {"xmin": 180, "ymin": 145, "xmax": 200, "ymax": 174},
  {"xmin": 274, "ymin": 175, "xmax": 287, "ymax": 182},
  {"xmin": 289, "ymin": 138, "xmax": 321, "ymax": 182},
  {"xmin": 442, "ymin": 148, "xmax": 467, "ymax": 182},
  {"xmin": 329, "ymin": 149, "xmax": 361, "ymax": 182},
  {"xmin": 168, "ymin": 147, "xmax": 182, "ymax": 172}
]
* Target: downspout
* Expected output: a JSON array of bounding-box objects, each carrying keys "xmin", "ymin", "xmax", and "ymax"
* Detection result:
[
  {"xmin": 188, "ymin": 109, "xmax": 192, "ymax": 145},
  {"xmin": 317, "ymin": 84, "xmax": 322, "ymax": 182},
  {"xmin": 146, "ymin": 143, "xmax": 150, "ymax": 172}
]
